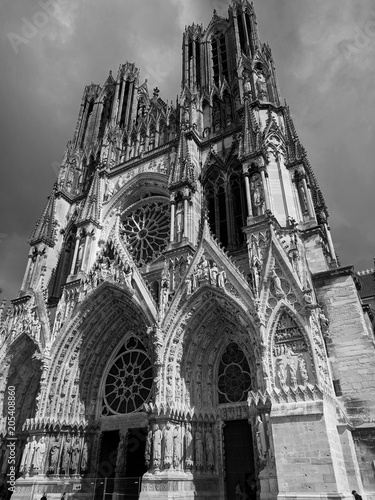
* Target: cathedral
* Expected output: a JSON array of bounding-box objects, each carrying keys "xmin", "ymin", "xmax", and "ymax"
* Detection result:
[{"xmin": 1, "ymin": 1, "xmax": 375, "ymax": 500}]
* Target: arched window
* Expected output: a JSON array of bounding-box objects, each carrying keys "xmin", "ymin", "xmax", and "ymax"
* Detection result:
[
  {"xmin": 223, "ymin": 91, "xmax": 233, "ymax": 126},
  {"xmin": 195, "ymin": 40, "xmax": 201, "ymax": 86},
  {"xmin": 202, "ymin": 99, "xmax": 211, "ymax": 136},
  {"xmin": 119, "ymin": 80, "xmax": 130, "ymax": 128},
  {"xmin": 217, "ymin": 342, "xmax": 252, "ymax": 404},
  {"xmin": 80, "ymin": 99, "xmax": 94, "ymax": 149},
  {"xmin": 48, "ymin": 230, "xmax": 76, "ymax": 302},
  {"xmin": 211, "ymin": 33, "xmax": 229, "ymax": 86},
  {"xmin": 212, "ymin": 95, "xmax": 222, "ymax": 133},
  {"xmin": 230, "ymin": 168, "xmax": 246, "ymax": 246},
  {"xmin": 211, "ymin": 38, "xmax": 220, "ymax": 86},
  {"xmin": 204, "ymin": 164, "xmax": 246, "ymax": 250},
  {"xmin": 237, "ymin": 11, "xmax": 246, "ymax": 53}
]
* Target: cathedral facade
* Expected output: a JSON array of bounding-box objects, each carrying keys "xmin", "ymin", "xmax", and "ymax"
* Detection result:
[{"xmin": 1, "ymin": 2, "xmax": 375, "ymax": 500}]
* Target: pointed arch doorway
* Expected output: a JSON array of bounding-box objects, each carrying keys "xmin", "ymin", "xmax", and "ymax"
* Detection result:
[
  {"xmin": 223, "ymin": 419, "xmax": 255, "ymax": 500},
  {"xmin": 217, "ymin": 342, "xmax": 256, "ymax": 500}
]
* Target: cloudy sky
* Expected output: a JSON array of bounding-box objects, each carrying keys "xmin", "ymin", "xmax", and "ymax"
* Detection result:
[{"xmin": 0, "ymin": 0, "xmax": 374, "ymax": 301}]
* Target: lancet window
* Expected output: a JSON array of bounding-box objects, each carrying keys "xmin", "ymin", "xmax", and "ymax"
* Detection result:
[
  {"xmin": 211, "ymin": 33, "xmax": 229, "ymax": 86},
  {"xmin": 236, "ymin": 9, "xmax": 255, "ymax": 56},
  {"xmin": 48, "ymin": 229, "xmax": 76, "ymax": 302},
  {"xmin": 204, "ymin": 164, "xmax": 246, "ymax": 249}
]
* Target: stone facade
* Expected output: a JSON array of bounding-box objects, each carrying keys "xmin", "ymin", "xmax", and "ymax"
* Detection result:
[{"xmin": 0, "ymin": 2, "xmax": 374, "ymax": 500}]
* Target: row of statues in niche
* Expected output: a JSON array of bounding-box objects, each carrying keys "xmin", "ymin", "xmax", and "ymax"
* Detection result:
[
  {"xmin": 79, "ymin": 257, "xmax": 134, "ymax": 296},
  {"xmin": 186, "ymin": 255, "xmax": 227, "ymax": 295},
  {"xmin": 144, "ymin": 422, "xmax": 215, "ymax": 473},
  {"xmin": 19, "ymin": 434, "xmax": 89, "ymax": 476},
  {"xmin": 275, "ymin": 356, "xmax": 309, "ymax": 390}
]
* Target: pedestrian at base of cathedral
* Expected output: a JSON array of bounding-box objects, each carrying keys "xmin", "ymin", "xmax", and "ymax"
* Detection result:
[
  {"xmin": 352, "ymin": 491, "xmax": 363, "ymax": 500},
  {"xmin": 40, "ymin": 493, "xmax": 47, "ymax": 500}
]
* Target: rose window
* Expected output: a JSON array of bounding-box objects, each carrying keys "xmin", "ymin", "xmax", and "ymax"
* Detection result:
[
  {"xmin": 217, "ymin": 342, "xmax": 252, "ymax": 404},
  {"xmin": 122, "ymin": 199, "xmax": 170, "ymax": 266},
  {"xmin": 102, "ymin": 337, "xmax": 153, "ymax": 415}
]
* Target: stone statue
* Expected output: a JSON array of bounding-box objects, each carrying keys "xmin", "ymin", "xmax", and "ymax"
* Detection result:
[
  {"xmin": 159, "ymin": 275, "xmax": 170, "ymax": 318},
  {"xmin": 288, "ymin": 362, "xmax": 297, "ymax": 390},
  {"xmin": 152, "ymin": 424, "xmax": 162, "ymax": 469},
  {"xmin": 48, "ymin": 435, "xmax": 60, "ymax": 473},
  {"xmin": 104, "ymin": 178, "xmax": 115, "ymax": 201},
  {"xmin": 243, "ymin": 71, "xmax": 252, "ymax": 96},
  {"xmin": 173, "ymin": 425, "xmax": 181, "ymax": 469},
  {"xmin": 265, "ymin": 414, "xmax": 275, "ymax": 461},
  {"xmin": 195, "ymin": 425, "xmax": 204, "ymax": 469},
  {"xmin": 20, "ymin": 437, "xmax": 32, "ymax": 474},
  {"xmin": 319, "ymin": 311, "xmax": 330, "ymax": 337},
  {"xmin": 33, "ymin": 436, "xmax": 46, "ymax": 473},
  {"xmin": 209, "ymin": 262, "xmax": 218, "ymax": 285},
  {"xmin": 250, "ymin": 174, "xmax": 264, "ymax": 216},
  {"xmin": 123, "ymin": 260, "xmax": 133, "ymax": 288},
  {"xmin": 272, "ymin": 270, "xmax": 284, "ymax": 298},
  {"xmin": 175, "ymin": 202, "xmax": 183, "ymax": 241},
  {"xmin": 198, "ymin": 256, "xmax": 210, "ymax": 281},
  {"xmin": 256, "ymin": 416, "xmax": 267, "ymax": 461},
  {"xmin": 145, "ymin": 425, "xmax": 152, "ymax": 469},
  {"xmin": 255, "ymin": 67, "xmax": 268, "ymax": 101},
  {"xmin": 205, "ymin": 428, "xmax": 215, "ymax": 470},
  {"xmin": 251, "ymin": 257, "xmax": 261, "ymax": 295},
  {"xmin": 298, "ymin": 182, "xmax": 309, "ymax": 215},
  {"xmin": 217, "ymin": 269, "xmax": 226, "ymax": 289},
  {"xmin": 298, "ymin": 357, "xmax": 309, "ymax": 386},
  {"xmin": 276, "ymin": 359, "xmax": 286, "ymax": 389},
  {"xmin": 184, "ymin": 423, "xmax": 193, "ymax": 469},
  {"xmin": 70, "ymin": 437, "xmax": 81, "ymax": 473},
  {"xmin": 61, "ymin": 435, "xmax": 72, "ymax": 474},
  {"xmin": 80, "ymin": 441, "xmax": 89, "ymax": 472},
  {"xmin": 21, "ymin": 436, "xmax": 36, "ymax": 474},
  {"xmin": 163, "ymin": 421, "xmax": 174, "ymax": 469}
]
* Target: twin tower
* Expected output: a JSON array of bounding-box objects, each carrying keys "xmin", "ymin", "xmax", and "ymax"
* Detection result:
[{"xmin": 1, "ymin": 2, "xmax": 374, "ymax": 500}]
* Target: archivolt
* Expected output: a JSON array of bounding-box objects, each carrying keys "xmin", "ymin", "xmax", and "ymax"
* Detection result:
[
  {"xmin": 161, "ymin": 287, "xmax": 260, "ymax": 406},
  {"xmin": 41, "ymin": 283, "xmax": 152, "ymax": 422}
]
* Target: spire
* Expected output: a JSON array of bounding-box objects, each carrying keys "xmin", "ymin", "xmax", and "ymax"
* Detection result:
[
  {"xmin": 29, "ymin": 185, "xmax": 57, "ymax": 247},
  {"xmin": 284, "ymin": 105, "xmax": 326, "ymax": 211},
  {"xmin": 168, "ymin": 131, "xmax": 196, "ymax": 191},
  {"xmin": 77, "ymin": 168, "xmax": 102, "ymax": 226}
]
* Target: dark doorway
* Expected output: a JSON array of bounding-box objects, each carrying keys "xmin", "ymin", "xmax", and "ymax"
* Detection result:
[
  {"xmin": 223, "ymin": 419, "xmax": 255, "ymax": 500},
  {"xmin": 119, "ymin": 428, "xmax": 147, "ymax": 500},
  {"xmin": 125, "ymin": 427, "xmax": 147, "ymax": 477},
  {"xmin": 95, "ymin": 430, "xmax": 119, "ymax": 500}
]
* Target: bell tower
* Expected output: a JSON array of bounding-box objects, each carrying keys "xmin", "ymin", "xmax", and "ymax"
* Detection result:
[{"xmin": 1, "ymin": 2, "xmax": 375, "ymax": 500}]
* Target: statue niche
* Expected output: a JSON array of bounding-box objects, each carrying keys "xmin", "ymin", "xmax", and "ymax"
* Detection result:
[
  {"xmin": 272, "ymin": 311, "xmax": 314, "ymax": 390},
  {"xmin": 250, "ymin": 173, "xmax": 265, "ymax": 216}
]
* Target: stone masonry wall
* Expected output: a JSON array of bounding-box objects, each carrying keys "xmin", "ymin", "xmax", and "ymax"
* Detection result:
[
  {"xmin": 271, "ymin": 400, "xmax": 351, "ymax": 499},
  {"xmin": 313, "ymin": 269, "xmax": 375, "ymax": 424}
]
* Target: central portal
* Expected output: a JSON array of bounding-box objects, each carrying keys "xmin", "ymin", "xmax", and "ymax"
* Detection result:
[
  {"xmin": 96, "ymin": 427, "xmax": 148, "ymax": 500},
  {"xmin": 223, "ymin": 419, "xmax": 255, "ymax": 500}
]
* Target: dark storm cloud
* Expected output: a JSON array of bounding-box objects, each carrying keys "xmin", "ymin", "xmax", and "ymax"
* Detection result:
[{"xmin": 0, "ymin": 0, "xmax": 374, "ymax": 300}]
